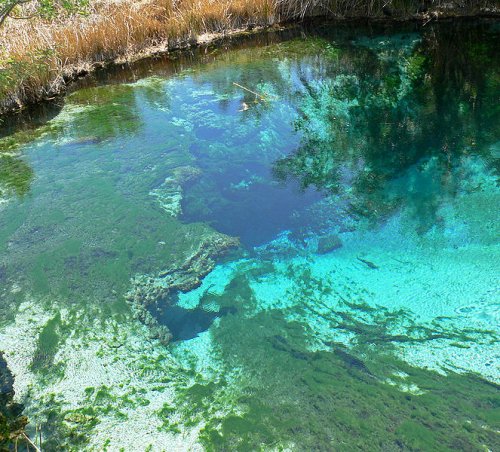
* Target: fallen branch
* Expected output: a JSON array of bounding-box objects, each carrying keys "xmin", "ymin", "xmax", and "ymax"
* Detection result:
[
  {"xmin": 233, "ymin": 82, "xmax": 274, "ymax": 101},
  {"xmin": 21, "ymin": 432, "xmax": 41, "ymax": 452}
]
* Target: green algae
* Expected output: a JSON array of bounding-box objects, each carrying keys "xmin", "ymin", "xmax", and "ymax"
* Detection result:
[
  {"xmin": 34, "ymin": 393, "xmax": 95, "ymax": 450},
  {"xmin": 172, "ymin": 306, "xmax": 499, "ymax": 451},
  {"xmin": 36, "ymin": 379, "xmax": 162, "ymax": 448},
  {"xmin": 161, "ymin": 265, "xmax": 500, "ymax": 451},
  {"xmin": 63, "ymin": 85, "xmax": 142, "ymax": 141},
  {"xmin": 0, "ymin": 155, "xmax": 33, "ymax": 198},
  {"xmin": 0, "ymin": 156, "xmax": 220, "ymax": 322}
]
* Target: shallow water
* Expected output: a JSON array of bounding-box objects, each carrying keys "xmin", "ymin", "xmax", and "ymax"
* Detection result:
[{"xmin": 0, "ymin": 19, "xmax": 499, "ymax": 451}]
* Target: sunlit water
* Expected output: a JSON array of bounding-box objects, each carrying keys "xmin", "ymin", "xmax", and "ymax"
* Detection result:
[{"xmin": 0, "ymin": 20, "xmax": 499, "ymax": 450}]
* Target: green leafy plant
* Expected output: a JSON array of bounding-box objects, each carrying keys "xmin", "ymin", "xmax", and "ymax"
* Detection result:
[{"xmin": 0, "ymin": 0, "xmax": 89, "ymax": 27}]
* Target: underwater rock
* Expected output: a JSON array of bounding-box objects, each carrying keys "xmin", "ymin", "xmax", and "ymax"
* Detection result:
[
  {"xmin": 132, "ymin": 232, "xmax": 240, "ymax": 304},
  {"xmin": 0, "ymin": 352, "xmax": 27, "ymax": 446},
  {"xmin": 62, "ymin": 136, "xmax": 103, "ymax": 147},
  {"xmin": 171, "ymin": 166, "xmax": 203, "ymax": 185},
  {"xmin": 316, "ymin": 234, "xmax": 342, "ymax": 254},
  {"xmin": 0, "ymin": 354, "xmax": 14, "ymax": 402},
  {"xmin": 150, "ymin": 165, "xmax": 202, "ymax": 217},
  {"xmin": 255, "ymin": 232, "xmax": 306, "ymax": 260},
  {"xmin": 126, "ymin": 232, "xmax": 239, "ymax": 343}
]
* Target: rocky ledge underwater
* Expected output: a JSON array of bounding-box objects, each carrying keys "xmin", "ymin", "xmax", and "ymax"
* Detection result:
[{"xmin": 0, "ymin": 19, "xmax": 499, "ymax": 451}]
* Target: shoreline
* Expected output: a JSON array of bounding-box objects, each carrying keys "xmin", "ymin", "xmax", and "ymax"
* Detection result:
[{"xmin": 1, "ymin": 10, "xmax": 499, "ymax": 119}]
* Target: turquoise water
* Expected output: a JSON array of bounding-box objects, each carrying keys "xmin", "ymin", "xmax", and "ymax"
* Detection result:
[{"xmin": 0, "ymin": 20, "xmax": 499, "ymax": 450}]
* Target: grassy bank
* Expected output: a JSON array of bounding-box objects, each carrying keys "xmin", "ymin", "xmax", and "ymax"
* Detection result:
[{"xmin": 0, "ymin": 0, "xmax": 498, "ymax": 115}]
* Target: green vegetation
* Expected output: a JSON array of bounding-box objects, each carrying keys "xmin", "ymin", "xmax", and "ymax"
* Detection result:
[
  {"xmin": 32, "ymin": 382, "xmax": 159, "ymax": 449},
  {"xmin": 0, "ymin": 0, "xmax": 88, "ymax": 27},
  {"xmin": 30, "ymin": 312, "xmax": 67, "ymax": 381},
  {"xmin": 0, "ymin": 154, "xmax": 33, "ymax": 197},
  {"xmin": 161, "ymin": 269, "xmax": 500, "ymax": 451}
]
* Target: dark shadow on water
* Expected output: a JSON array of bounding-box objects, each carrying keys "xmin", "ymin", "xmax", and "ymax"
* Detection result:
[
  {"xmin": 0, "ymin": 352, "xmax": 26, "ymax": 445},
  {"xmin": 181, "ymin": 163, "xmax": 324, "ymax": 247},
  {"xmin": 152, "ymin": 302, "xmax": 237, "ymax": 342},
  {"xmin": 0, "ymin": 102, "xmax": 63, "ymax": 141}
]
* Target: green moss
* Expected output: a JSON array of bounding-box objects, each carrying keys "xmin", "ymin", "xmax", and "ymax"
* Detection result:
[
  {"xmin": 396, "ymin": 421, "xmax": 442, "ymax": 450},
  {"xmin": 84, "ymin": 387, "xmax": 95, "ymax": 396},
  {"xmin": 64, "ymin": 85, "xmax": 142, "ymax": 140},
  {"xmin": 157, "ymin": 403, "xmax": 181, "ymax": 433},
  {"xmin": 34, "ymin": 393, "xmax": 95, "ymax": 449}
]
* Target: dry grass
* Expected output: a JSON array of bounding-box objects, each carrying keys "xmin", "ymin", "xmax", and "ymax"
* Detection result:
[
  {"xmin": 0, "ymin": 0, "xmax": 282, "ymax": 109},
  {"xmin": 0, "ymin": 0, "xmax": 497, "ymax": 112}
]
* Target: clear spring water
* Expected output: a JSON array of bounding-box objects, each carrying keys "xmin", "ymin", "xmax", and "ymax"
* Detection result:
[{"xmin": 0, "ymin": 19, "xmax": 499, "ymax": 450}]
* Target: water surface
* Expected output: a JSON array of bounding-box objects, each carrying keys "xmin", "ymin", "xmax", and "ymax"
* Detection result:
[{"xmin": 0, "ymin": 19, "xmax": 499, "ymax": 451}]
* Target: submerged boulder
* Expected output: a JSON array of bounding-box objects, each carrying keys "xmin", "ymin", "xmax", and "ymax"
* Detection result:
[
  {"xmin": 0, "ymin": 352, "xmax": 27, "ymax": 447},
  {"xmin": 150, "ymin": 165, "xmax": 202, "ymax": 217},
  {"xmin": 128, "ymin": 232, "xmax": 240, "ymax": 306},
  {"xmin": 317, "ymin": 234, "xmax": 343, "ymax": 254},
  {"xmin": 126, "ymin": 232, "xmax": 240, "ymax": 344}
]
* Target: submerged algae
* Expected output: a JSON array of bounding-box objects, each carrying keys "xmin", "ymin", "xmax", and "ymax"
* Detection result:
[
  {"xmin": 30, "ymin": 312, "xmax": 64, "ymax": 375},
  {"xmin": 0, "ymin": 155, "xmax": 33, "ymax": 199},
  {"xmin": 166, "ymin": 274, "xmax": 499, "ymax": 451},
  {"xmin": 0, "ymin": 66, "xmax": 244, "ymax": 447}
]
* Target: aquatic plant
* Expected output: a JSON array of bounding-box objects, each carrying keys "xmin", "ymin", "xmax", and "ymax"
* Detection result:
[
  {"xmin": 0, "ymin": 154, "xmax": 33, "ymax": 198},
  {"xmin": 163, "ymin": 276, "xmax": 500, "ymax": 451},
  {"xmin": 30, "ymin": 313, "xmax": 66, "ymax": 379}
]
